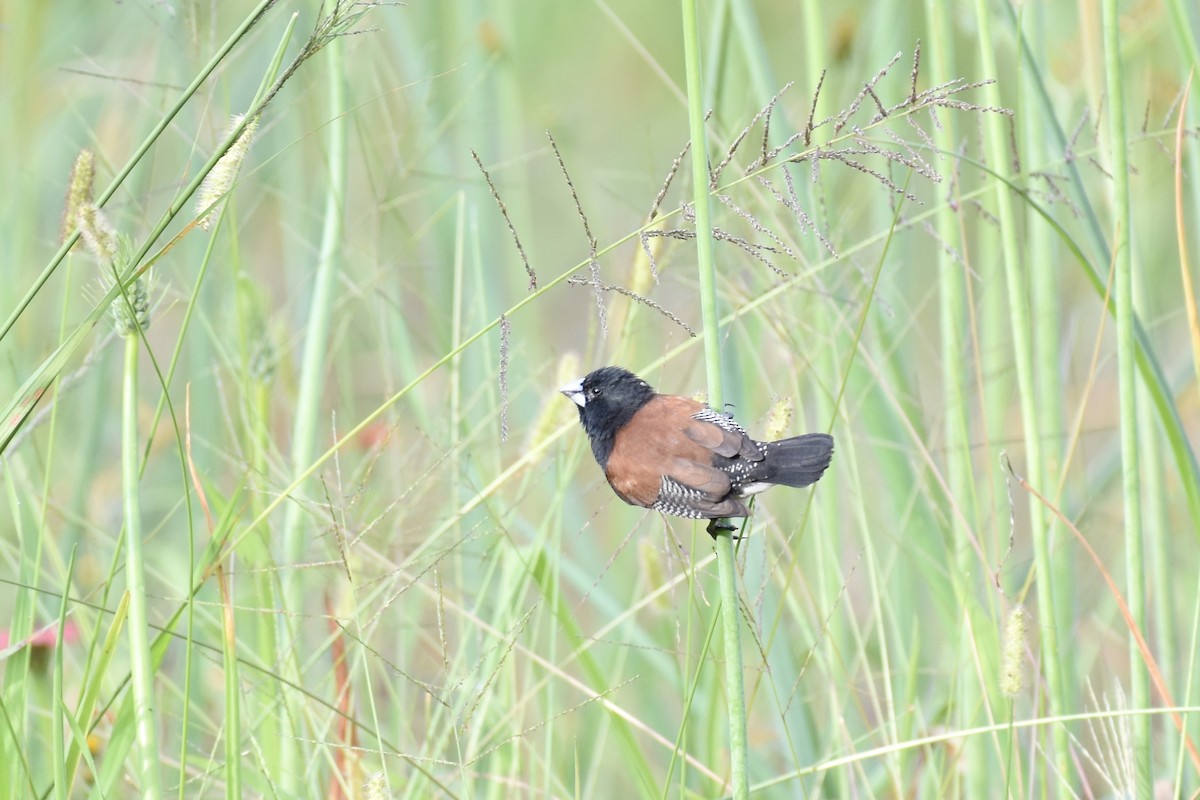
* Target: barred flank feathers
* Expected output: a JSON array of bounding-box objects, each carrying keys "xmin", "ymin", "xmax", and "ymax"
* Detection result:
[{"xmin": 197, "ymin": 114, "xmax": 259, "ymax": 230}]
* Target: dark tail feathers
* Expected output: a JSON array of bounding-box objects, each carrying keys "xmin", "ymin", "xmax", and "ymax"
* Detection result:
[{"xmin": 759, "ymin": 433, "xmax": 834, "ymax": 487}]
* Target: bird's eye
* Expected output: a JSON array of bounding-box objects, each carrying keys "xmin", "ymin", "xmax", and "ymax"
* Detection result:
[{"xmin": 588, "ymin": 386, "xmax": 601, "ymax": 397}]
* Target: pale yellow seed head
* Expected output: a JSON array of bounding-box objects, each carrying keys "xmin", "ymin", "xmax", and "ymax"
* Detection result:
[
  {"xmin": 76, "ymin": 203, "xmax": 118, "ymax": 266},
  {"xmin": 364, "ymin": 771, "xmax": 388, "ymax": 800},
  {"xmin": 62, "ymin": 149, "xmax": 95, "ymax": 244},
  {"xmin": 764, "ymin": 396, "xmax": 794, "ymax": 441},
  {"xmin": 197, "ymin": 114, "xmax": 259, "ymax": 230},
  {"xmin": 1000, "ymin": 605, "xmax": 1028, "ymax": 697}
]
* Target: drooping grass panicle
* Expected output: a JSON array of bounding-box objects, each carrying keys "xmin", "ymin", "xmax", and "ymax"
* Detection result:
[
  {"xmin": 471, "ymin": 150, "xmax": 537, "ymax": 291},
  {"xmin": 759, "ymin": 170, "xmax": 838, "ymax": 257},
  {"xmin": 565, "ymin": 276, "xmax": 695, "ymax": 337},
  {"xmin": 498, "ymin": 314, "xmax": 511, "ymax": 443},
  {"xmin": 547, "ymin": 130, "xmax": 607, "ymax": 339},
  {"xmin": 196, "ymin": 114, "xmax": 259, "ymax": 231},
  {"xmin": 710, "ymin": 82, "xmax": 793, "ymax": 187},
  {"xmin": 648, "ymin": 137, "xmax": 692, "ymax": 222}
]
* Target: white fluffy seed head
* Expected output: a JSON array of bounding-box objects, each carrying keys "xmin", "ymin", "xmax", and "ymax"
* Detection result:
[{"xmin": 197, "ymin": 114, "xmax": 259, "ymax": 231}]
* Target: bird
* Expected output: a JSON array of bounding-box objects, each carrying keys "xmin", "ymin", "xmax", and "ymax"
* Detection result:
[{"xmin": 560, "ymin": 366, "xmax": 833, "ymax": 529}]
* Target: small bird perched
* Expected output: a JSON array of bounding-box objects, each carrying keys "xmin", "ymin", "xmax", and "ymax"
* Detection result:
[{"xmin": 560, "ymin": 366, "xmax": 833, "ymax": 527}]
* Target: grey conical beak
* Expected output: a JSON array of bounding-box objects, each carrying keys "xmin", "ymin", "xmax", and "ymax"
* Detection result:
[{"xmin": 559, "ymin": 378, "xmax": 585, "ymax": 408}]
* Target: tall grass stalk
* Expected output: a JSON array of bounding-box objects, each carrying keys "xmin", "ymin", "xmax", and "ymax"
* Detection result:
[
  {"xmin": 921, "ymin": 2, "xmax": 994, "ymax": 792},
  {"xmin": 121, "ymin": 330, "xmax": 162, "ymax": 799},
  {"xmin": 1020, "ymin": 2, "xmax": 1075, "ymax": 728},
  {"xmin": 680, "ymin": 2, "xmax": 749, "ymax": 798},
  {"xmin": 2, "ymin": 436, "xmax": 40, "ymax": 797},
  {"xmin": 51, "ymin": 546, "xmax": 75, "ymax": 800},
  {"xmin": 60, "ymin": 590, "xmax": 129, "ymax": 794},
  {"xmin": 972, "ymin": 0, "xmax": 1070, "ymax": 781},
  {"xmin": 1003, "ymin": 3, "xmax": 1200, "ymax": 537},
  {"xmin": 277, "ymin": 33, "xmax": 348, "ymax": 792},
  {"xmin": 1101, "ymin": 0, "xmax": 1151, "ymax": 791}
]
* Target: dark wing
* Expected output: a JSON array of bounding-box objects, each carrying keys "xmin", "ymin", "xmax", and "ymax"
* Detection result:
[{"xmin": 684, "ymin": 407, "xmax": 762, "ymax": 462}]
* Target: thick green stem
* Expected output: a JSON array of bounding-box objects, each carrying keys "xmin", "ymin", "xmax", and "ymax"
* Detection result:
[
  {"xmin": 681, "ymin": 7, "xmax": 724, "ymax": 405},
  {"xmin": 973, "ymin": 0, "xmax": 1069, "ymax": 779},
  {"xmin": 278, "ymin": 34, "xmax": 347, "ymax": 792},
  {"xmin": 122, "ymin": 333, "xmax": 162, "ymax": 799},
  {"xmin": 681, "ymin": 1, "xmax": 749, "ymax": 797},
  {"xmin": 713, "ymin": 530, "xmax": 749, "ymax": 794},
  {"xmin": 1101, "ymin": 0, "xmax": 1151, "ymax": 793}
]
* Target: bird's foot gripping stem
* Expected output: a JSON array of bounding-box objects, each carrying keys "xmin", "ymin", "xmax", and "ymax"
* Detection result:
[{"xmin": 706, "ymin": 518, "xmax": 741, "ymax": 539}]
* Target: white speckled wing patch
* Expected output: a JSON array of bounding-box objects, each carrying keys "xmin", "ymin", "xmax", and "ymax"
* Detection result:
[
  {"xmin": 651, "ymin": 476, "xmax": 708, "ymax": 519},
  {"xmin": 691, "ymin": 408, "xmax": 769, "ymax": 490},
  {"xmin": 691, "ymin": 407, "xmax": 748, "ymax": 436}
]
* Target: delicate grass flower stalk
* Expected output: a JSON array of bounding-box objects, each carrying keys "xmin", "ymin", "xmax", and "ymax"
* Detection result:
[
  {"xmin": 61, "ymin": 149, "xmax": 95, "ymax": 244},
  {"xmin": 196, "ymin": 114, "xmax": 258, "ymax": 230},
  {"xmin": 76, "ymin": 203, "xmax": 119, "ymax": 268},
  {"xmin": 1000, "ymin": 606, "xmax": 1028, "ymax": 698},
  {"xmin": 76, "ymin": 198, "xmax": 162, "ymax": 796},
  {"xmin": 79, "ymin": 214, "xmax": 152, "ymax": 337}
]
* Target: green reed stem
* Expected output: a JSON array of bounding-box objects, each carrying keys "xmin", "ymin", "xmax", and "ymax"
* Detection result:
[
  {"xmin": 51, "ymin": 546, "xmax": 76, "ymax": 800},
  {"xmin": 973, "ymin": 0, "xmax": 1069, "ymax": 780},
  {"xmin": 276, "ymin": 33, "xmax": 347, "ymax": 795},
  {"xmin": 121, "ymin": 332, "xmax": 161, "ymax": 800},
  {"xmin": 681, "ymin": 1, "xmax": 749, "ymax": 798},
  {"xmin": 1101, "ymin": 0, "xmax": 1151, "ymax": 792}
]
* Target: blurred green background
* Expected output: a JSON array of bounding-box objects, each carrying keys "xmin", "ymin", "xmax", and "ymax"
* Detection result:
[{"xmin": 1, "ymin": 0, "xmax": 1198, "ymax": 797}]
